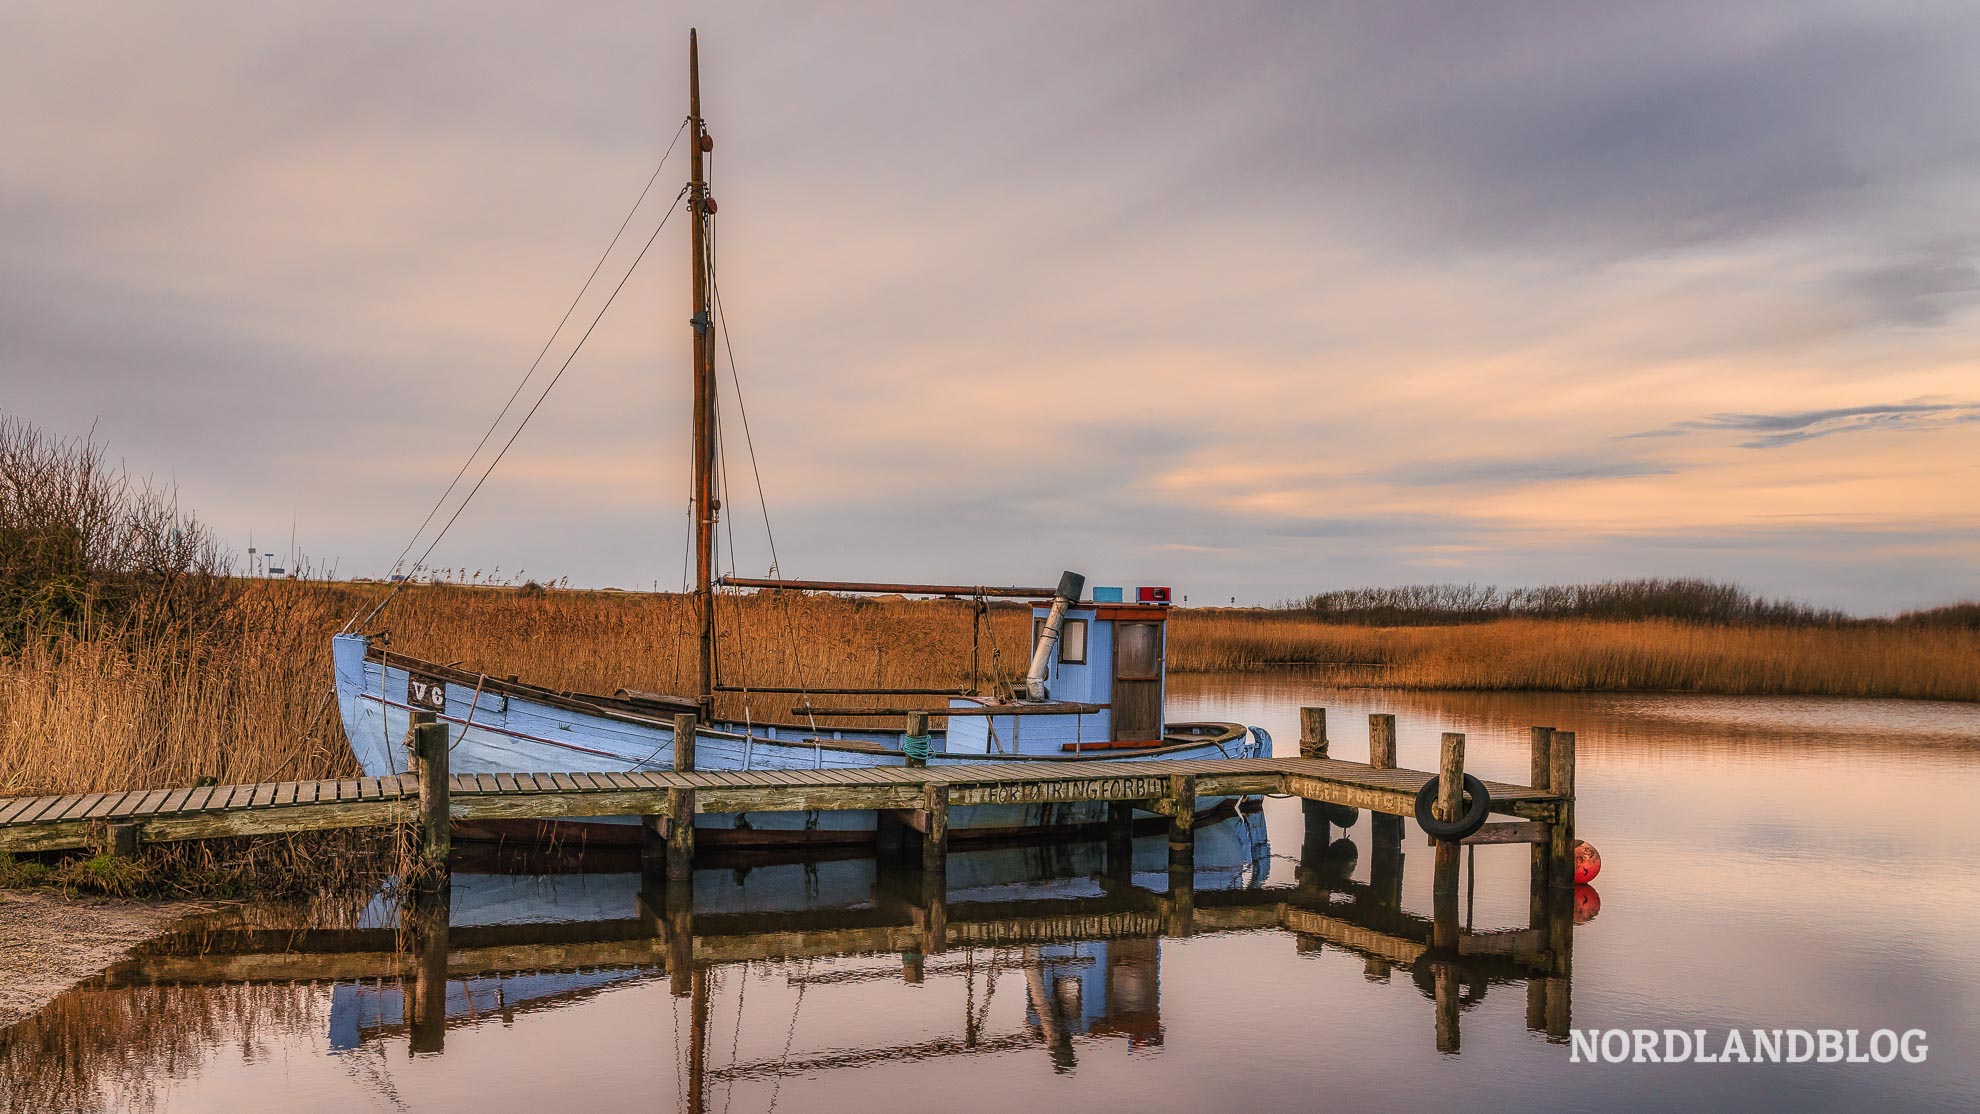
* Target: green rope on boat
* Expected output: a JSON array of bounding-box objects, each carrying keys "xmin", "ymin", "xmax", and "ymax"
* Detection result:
[{"xmin": 902, "ymin": 733, "xmax": 932, "ymax": 761}]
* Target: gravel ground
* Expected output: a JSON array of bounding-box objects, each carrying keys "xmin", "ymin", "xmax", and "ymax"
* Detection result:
[{"xmin": 0, "ymin": 890, "xmax": 209, "ymax": 1029}]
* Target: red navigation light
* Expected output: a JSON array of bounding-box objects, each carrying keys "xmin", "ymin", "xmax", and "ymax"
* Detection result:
[{"xmin": 1136, "ymin": 586, "xmax": 1171, "ymax": 604}]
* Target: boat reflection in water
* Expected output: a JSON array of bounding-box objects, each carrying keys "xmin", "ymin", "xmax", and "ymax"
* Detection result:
[
  {"xmin": 74, "ymin": 808, "xmax": 1579, "ymax": 1108},
  {"xmin": 325, "ymin": 813, "xmax": 1268, "ymax": 1065}
]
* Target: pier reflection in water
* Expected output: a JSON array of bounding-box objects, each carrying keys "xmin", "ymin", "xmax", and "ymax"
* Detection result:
[{"xmin": 12, "ymin": 807, "xmax": 1578, "ymax": 1113}]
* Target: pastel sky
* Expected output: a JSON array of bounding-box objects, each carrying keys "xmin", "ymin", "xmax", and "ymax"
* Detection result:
[{"xmin": 4, "ymin": 2, "xmax": 1977, "ymax": 612}]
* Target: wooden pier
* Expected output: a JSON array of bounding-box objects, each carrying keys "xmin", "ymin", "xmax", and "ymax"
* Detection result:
[{"xmin": 0, "ymin": 719, "xmax": 1572, "ymax": 891}]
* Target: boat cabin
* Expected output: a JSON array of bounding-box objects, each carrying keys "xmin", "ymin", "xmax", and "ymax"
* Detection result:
[{"xmin": 943, "ymin": 586, "xmax": 1170, "ymax": 755}]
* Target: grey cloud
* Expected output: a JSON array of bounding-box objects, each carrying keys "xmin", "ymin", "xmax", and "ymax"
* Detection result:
[
  {"xmin": 1639, "ymin": 401, "xmax": 1980, "ymax": 448},
  {"xmin": 1377, "ymin": 453, "xmax": 1674, "ymax": 488},
  {"xmin": 1211, "ymin": 1, "xmax": 1980, "ymax": 261},
  {"xmin": 1840, "ymin": 245, "xmax": 1980, "ymax": 327}
]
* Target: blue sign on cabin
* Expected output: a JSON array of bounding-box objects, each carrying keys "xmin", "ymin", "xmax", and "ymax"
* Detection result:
[{"xmin": 1092, "ymin": 586, "xmax": 1125, "ymax": 603}]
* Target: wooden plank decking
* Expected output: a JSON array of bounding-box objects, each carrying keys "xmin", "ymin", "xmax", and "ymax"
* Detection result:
[{"xmin": 0, "ymin": 755, "xmax": 1564, "ymax": 854}]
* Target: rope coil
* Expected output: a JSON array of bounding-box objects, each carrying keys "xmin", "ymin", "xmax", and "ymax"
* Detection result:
[{"xmin": 902, "ymin": 733, "xmax": 932, "ymax": 762}]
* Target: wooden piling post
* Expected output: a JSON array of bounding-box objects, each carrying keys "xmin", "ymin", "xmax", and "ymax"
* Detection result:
[
  {"xmin": 405, "ymin": 880, "xmax": 450, "ymax": 1055},
  {"xmin": 405, "ymin": 709, "xmax": 435, "ymax": 774},
  {"xmin": 1164, "ymin": 776, "xmax": 1197, "ymax": 937},
  {"xmin": 414, "ymin": 719, "xmax": 451, "ymax": 867},
  {"xmin": 921, "ymin": 784, "xmax": 949, "ymax": 876},
  {"xmin": 666, "ymin": 787, "xmax": 696, "ymax": 883},
  {"xmin": 654, "ymin": 713, "xmax": 695, "ymax": 876},
  {"xmin": 667, "ymin": 888, "xmax": 695, "ymax": 999},
  {"xmin": 110, "ymin": 822, "xmax": 139, "ymax": 858},
  {"xmin": 1368, "ymin": 713, "xmax": 1403, "ymax": 900},
  {"xmin": 672, "ymin": 713, "xmax": 697, "ymax": 772},
  {"xmin": 1547, "ymin": 889, "xmax": 1574, "ymax": 1040},
  {"xmin": 1535, "ymin": 730, "xmax": 1578, "ymax": 1034},
  {"xmin": 1548, "ymin": 730, "xmax": 1576, "ymax": 892},
  {"xmin": 1433, "ymin": 962, "xmax": 1461, "ymax": 1054},
  {"xmin": 874, "ymin": 809, "xmax": 906, "ymax": 864},
  {"xmin": 1164, "ymin": 870, "xmax": 1195, "ymax": 937},
  {"xmin": 641, "ymin": 813, "xmax": 669, "ymax": 870},
  {"xmin": 1431, "ymin": 732, "xmax": 1464, "ymax": 949},
  {"xmin": 1167, "ymin": 773, "xmax": 1196, "ymax": 872},
  {"xmin": 1299, "ymin": 707, "xmax": 1330, "ymax": 848},
  {"xmin": 99, "ymin": 821, "xmax": 140, "ymax": 858},
  {"xmin": 1528, "ymin": 727, "xmax": 1554, "ymax": 923},
  {"xmin": 905, "ymin": 710, "xmax": 929, "ymax": 768},
  {"xmin": 1298, "ymin": 707, "xmax": 1328, "ymax": 758},
  {"xmin": 1368, "ymin": 714, "xmax": 1396, "ymax": 769},
  {"xmin": 1105, "ymin": 800, "xmax": 1134, "ymax": 875},
  {"xmin": 917, "ymin": 867, "xmax": 949, "ymax": 956}
]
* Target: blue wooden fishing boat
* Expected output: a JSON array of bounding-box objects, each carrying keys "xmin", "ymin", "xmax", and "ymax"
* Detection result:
[{"xmin": 331, "ymin": 31, "xmax": 1268, "ymax": 847}]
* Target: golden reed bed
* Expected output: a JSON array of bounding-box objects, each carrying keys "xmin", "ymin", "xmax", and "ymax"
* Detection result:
[
  {"xmin": 2, "ymin": 580, "xmax": 1975, "ymax": 802},
  {"xmin": 1173, "ymin": 609, "xmax": 1980, "ymax": 701}
]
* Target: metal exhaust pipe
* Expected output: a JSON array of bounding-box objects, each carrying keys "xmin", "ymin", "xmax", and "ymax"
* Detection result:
[{"xmin": 1025, "ymin": 570, "xmax": 1085, "ymax": 701}]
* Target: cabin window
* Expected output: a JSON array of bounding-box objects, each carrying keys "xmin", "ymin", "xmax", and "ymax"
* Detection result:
[
  {"xmin": 1059, "ymin": 619, "xmax": 1088, "ymax": 664},
  {"xmin": 1030, "ymin": 617, "xmax": 1088, "ymax": 664}
]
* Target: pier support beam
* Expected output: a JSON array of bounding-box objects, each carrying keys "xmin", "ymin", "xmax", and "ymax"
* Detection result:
[
  {"xmin": 920, "ymin": 785, "xmax": 949, "ymax": 878},
  {"xmin": 404, "ymin": 880, "xmax": 450, "ymax": 1055},
  {"xmin": 1523, "ymin": 726, "xmax": 1575, "ymax": 1042},
  {"xmin": 95, "ymin": 821, "xmax": 140, "ymax": 859},
  {"xmin": 1433, "ymin": 961, "xmax": 1461, "ymax": 1055},
  {"xmin": 672, "ymin": 713, "xmax": 697, "ymax": 772},
  {"xmin": 405, "ymin": 709, "xmax": 435, "ymax": 774},
  {"xmin": 1528, "ymin": 727, "xmax": 1555, "ymax": 919},
  {"xmin": 1105, "ymin": 801, "xmax": 1134, "ymax": 876},
  {"xmin": 914, "ymin": 867, "xmax": 949, "ymax": 963},
  {"xmin": 874, "ymin": 809, "xmax": 909, "ymax": 865},
  {"xmin": 1548, "ymin": 731, "xmax": 1577, "ymax": 892},
  {"xmin": 642, "ymin": 813, "xmax": 669, "ymax": 871},
  {"xmin": 648, "ymin": 714, "xmax": 696, "ymax": 876},
  {"xmin": 904, "ymin": 711, "xmax": 929, "ymax": 769},
  {"xmin": 1299, "ymin": 707, "xmax": 1328, "ymax": 758},
  {"xmin": 413, "ymin": 718, "xmax": 451, "ymax": 871},
  {"xmin": 1299, "ymin": 707, "xmax": 1330, "ymax": 847},
  {"xmin": 666, "ymin": 872, "xmax": 695, "ymax": 1000},
  {"xmin": 1368, "ymin": 714, "xmax": 1403, "ymax": 902},
  {"xmin": 1166, "ymin": 773, "xmax": 1196, "ymax": 873},
  {"xmin": 666, "ymin": 788, "xmax": 696, "ymax": 883},
  {"xmin": 1431, "ymin": 732, "xmax": 1465, "ymax": 951}
]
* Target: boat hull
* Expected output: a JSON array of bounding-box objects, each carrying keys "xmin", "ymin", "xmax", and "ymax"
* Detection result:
[{"xmin": 333, "ymin": 634, "xmax": 1265, "ymax": 846}]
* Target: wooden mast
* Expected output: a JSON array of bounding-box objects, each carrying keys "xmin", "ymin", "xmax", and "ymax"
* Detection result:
[{"xmin": 688, "ymin": 29, "xmax": 717, "ymax": 722}]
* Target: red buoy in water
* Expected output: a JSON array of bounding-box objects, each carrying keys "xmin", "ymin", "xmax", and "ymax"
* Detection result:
[
  {"xmin": 1573, "ymin": 838, "xmax": 1602, "ymax": 884},
  {"xmin": 1573, "ymin": 884, "xmax": 1601, "ymax": 923}
]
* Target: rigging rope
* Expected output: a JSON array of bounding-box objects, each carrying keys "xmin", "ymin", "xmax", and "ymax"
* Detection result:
[
  {"xmin": 764, "ymin": 958, "xmax": 812, "ymax": 1114},
  {"xmin": 343, "ymin": 120, "xmax": 690, "ymax": 633},
  {"xmin": 349, "ymin": 185, "xmax": 689, "ymax": 633}
]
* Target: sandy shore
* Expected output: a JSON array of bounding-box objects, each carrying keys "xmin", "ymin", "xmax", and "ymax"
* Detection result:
[{"xmin": 0, "ymin": 889, "xmax": 210, "ymax": 1029}]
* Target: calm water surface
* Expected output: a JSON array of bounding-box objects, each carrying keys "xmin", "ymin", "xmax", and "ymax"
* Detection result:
[{"xmin": 5, "ymin": 674, "xmax": 1977, "ymax": 1113}]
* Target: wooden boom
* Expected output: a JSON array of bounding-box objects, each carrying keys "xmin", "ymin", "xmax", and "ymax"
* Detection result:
[{"xmin": 719, "ymin": 576, "xmax": 1059, "ymax": 598}]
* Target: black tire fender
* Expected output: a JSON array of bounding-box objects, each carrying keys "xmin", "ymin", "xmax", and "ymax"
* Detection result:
[{"xmin": 1413, "ymin": 774, "xmax": 1491, "ymax": 842}]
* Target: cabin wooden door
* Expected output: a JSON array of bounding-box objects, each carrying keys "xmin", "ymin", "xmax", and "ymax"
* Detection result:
[{"xmin": 1111, "ymin": 621, "xmax": 1163, "ymax": 741}]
